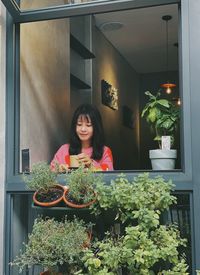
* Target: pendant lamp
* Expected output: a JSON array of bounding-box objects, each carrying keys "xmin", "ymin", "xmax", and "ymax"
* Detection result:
[{"xmin": 161, "ymin": 15, "xmax": 176, "ymax": 94}]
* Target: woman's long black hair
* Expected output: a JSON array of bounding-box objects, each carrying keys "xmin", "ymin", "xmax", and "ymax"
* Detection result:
[{"xmin": 69, "ymin": 104, "xmax": 105, "ymax": 160}]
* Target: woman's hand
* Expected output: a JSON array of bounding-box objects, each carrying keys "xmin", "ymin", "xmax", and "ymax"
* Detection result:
[
  {"xmin": 58, "ymin": 164, "xmax": 69, "ymax": 173},
  {"xmin": 77, "ymin": 153, "xmax": 92, "ymax": 168}
]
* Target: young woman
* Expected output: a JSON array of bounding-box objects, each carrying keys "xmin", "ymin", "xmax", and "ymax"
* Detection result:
[{"xmin": 50, "ymin": 104, "xmax": 113, "ymax": 172}]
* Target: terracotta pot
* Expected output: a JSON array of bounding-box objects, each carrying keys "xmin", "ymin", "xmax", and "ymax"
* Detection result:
[
  {"xmin": 83, "ymin": 231, "xmax": 92, "ymax": 248},
  {"xmin": 63, "ymin": 188, "xmax": 96, "ymax": 208},
  {"xmin": 40, "ymin": 271, "xmax": 62, "ymax": 275},
  {"xmin": 40, "ymin": 271, "xmax": 50, "ymax": 275},
  {"xmin": 33, "ymin": 184, "xmax": 65, "ymax": 207}
]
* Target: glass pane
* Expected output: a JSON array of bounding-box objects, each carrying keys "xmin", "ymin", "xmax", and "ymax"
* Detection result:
[
  {"xmin": 15, "ymin": 0, "xmax": 111, "ymax": 11},
  {"xmin": 20, "ymin": 18, "xmax": 71, "ymax": 172},
  {"xmin": 19, "ymin": 4, "xmax": 180, "ymax": 173}
]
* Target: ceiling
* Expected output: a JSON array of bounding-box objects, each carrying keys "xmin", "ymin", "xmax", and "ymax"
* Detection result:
[{"xmin": 94, "ymin": 4, "xmax": 179, "ymax": 74}]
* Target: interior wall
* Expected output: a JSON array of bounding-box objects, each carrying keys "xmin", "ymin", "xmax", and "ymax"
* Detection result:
[
  {"xmin": 92, "ymin": 26, "xmax": 140, "ymax": 170},
  {"xmin": 139, "ymin": 70, "xmax": 180, "ymax": 169},
  {"xmin": 0, "ymin": 3, "xmax": 6, "ymax": 274},
  {"xmin": 20, "ymin": 0, "xmax": 70, "ymax": 9},
  {"xmin": 20, "ymin": 18, "xmax": 70, "ymax": 168}
]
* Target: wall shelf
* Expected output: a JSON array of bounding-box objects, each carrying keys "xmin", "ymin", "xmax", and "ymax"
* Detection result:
[
  {"xmin": 32, "ymin": 203, "xmax": 91, "ymax": 211},
  {"xmin": 70, "ymin": 73, "xmax": 91, "ymax": 89},
  {"xmin": 70, "ymin": 34, "xmax": 95, "ymax": 59},
  {"xmin": 31, "ymin": 203, "xmax": 116, "ymax": 225}
]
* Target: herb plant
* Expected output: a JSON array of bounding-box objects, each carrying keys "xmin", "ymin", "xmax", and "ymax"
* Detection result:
[
  {"xmin": 14, "ymin": 172, "xmax": 189, "ymax": 275},
  {"xmin": 141, "ymin": 91, "xmax": 180, "ymax": 148},
  {"xmin": 92, "ymin": 173, "xmax": 176, "ymax": 224},
  {"xmin": 85, "ymin": 173, "xmax": 189, "ymax": 275},
  {"xmin": 81, "ymin": 225, "xmax": 188, "ymax": 275},
  {"xmin": 23, "ymin": 162, "xmax": 57, "ymax": 193},
  {"xmin": 65, "ymin": 166, "xmax": 103, "ymax": 204},
  {"xmin": 11, "ymin": 216, "xmax": 90, "ymax": 274}
]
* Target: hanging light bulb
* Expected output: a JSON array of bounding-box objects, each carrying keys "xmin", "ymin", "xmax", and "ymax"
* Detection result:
[
  {"xmin": 161, "ymin": 82, "xmax": 176, "ymax": 94},
  {"xmin": 172, "ymin": 97, "xmax": 181, "ymax": 106},
  {"xmin": 166, "ymin": 86, "xmax": 171, "ymax": 94},
  {"xmin": 161, "ymin": 15, "xmax": 176, "ymax": 94}
]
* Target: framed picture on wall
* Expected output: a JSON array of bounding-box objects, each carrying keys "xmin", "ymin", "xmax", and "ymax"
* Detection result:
[
  {"xmin": 122, "ymin": 105, "xmax": 134, "ymax": 129},
  {"xmin": 101, "ymin": 79, "xmax": 118, "ymax": 110}
]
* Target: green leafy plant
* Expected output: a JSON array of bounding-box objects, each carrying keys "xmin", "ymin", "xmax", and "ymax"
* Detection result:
[
  {"xmin": 85, "ymin": 173, "xmax": 189, "ymax": 275},
  {"xmin": 23, "ymin": 162, "xmax": 63, "ymax": 205},
  {"xmin": 65, "ymin": 166, "xmax": 103, "ymax": 205},
  {"xmin": 92, "ymin": 173, "xmax": 176, "ymax": 224},
  {"xmin": 81, "ymin": 224, "xmax": 188, "ymax": 275},
  {"xmin": 141, "ymin": 91, "xmax": 180, "ymax": 148},
  {"xmin": 23, "ymin": 162, "xmax": 57, "ymax": 193},
  {"xmin": 10, "ymin": 216, "xmax": 91, "ymax": 274},
  {"xmin": 15, "ymin": 172, "xmax": 189, "ymax": 275}
]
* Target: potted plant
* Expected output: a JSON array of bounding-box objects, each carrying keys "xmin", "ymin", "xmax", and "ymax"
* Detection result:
[
  {"xmin": 141, "ymin": 91, "xmax": 180, "ymax": 170},
  {"xmin": 81, "ymin": 173, "xmax": 189, "ymax": 275},
  {"xmin": 13, "ymin": 173, "xmax": 189, "ymax": 274},
  {"xmin": 63, "ymin": 166, "xmax": 103, "ymax": 208},
  {"xmin": 23, "ymin": 162, "xmax": 65, "ymax": 207},
  {"xmin": 10, "ymin": 216, "xmax": 92, "ymax": 275}
]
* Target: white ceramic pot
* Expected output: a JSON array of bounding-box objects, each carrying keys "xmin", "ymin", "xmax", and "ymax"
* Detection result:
[{"xmin": 149, "ymin": 149, "xmax": 177, "ymax": 170}]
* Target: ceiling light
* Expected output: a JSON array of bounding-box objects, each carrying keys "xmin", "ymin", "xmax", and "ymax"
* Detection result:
[
  {"xmin": 161, "ymin": 82, "xmax": 176, "ymax": 94},
  {"xmin": 160, "ymin": 15, "xmax": 176, "ymax": 94},
  {"xmin": 99, "ymin": 21, "xmax": 124, "ymax": 32}
]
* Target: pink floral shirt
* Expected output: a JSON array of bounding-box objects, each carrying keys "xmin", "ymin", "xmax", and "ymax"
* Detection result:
[{"xmin": 50, "ymin": 144, "xmax": 113, "ymax": 171}]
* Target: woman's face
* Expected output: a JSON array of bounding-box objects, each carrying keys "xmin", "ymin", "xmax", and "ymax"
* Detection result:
[{"xmin": 76, "ymin": 115, "xmax": 93, "ymax": 145}]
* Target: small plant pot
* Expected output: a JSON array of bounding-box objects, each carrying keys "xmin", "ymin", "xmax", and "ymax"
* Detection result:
[
  {"xmin": 33, "ymin": 184, "xmax": 65, "ymax": 207},
  {"xmin": 40, "ymin": 271, "xmax": 62, "ymax": 275},
  {"xmin": 83, "ymin": 231, "xmax": 92, "ymax": 249},
  {"xmin": 63, "ymin": 188, "xmax": 96, "ymax": 208},
  {"xmin": 40, "ymin": 271, "xmax": 49, "ymax": 275},
  {"xmin": 149, "ymin": 149, "xmax": 177, "ymax": 170}
]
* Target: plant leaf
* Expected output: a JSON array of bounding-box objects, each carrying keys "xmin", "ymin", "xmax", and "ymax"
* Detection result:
[{"xmin": 157, "ymin": 99, "xmax": 170, "ymax": 108}]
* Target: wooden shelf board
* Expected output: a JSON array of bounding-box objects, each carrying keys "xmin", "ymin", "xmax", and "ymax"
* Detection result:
[
  {"xmin": 70, "ymin": 73, "xmax": 91, "ymax": 89},
  {"xmin": 70, "ymin": 34, "xmax": 95, "ymax": 59}
]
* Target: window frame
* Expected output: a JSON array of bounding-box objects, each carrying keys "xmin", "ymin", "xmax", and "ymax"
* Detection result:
[
  {"xmin": 4, "ymin": 1, "xmax": 195, "ymax": 272},
  {"xmin": 4, "ymin": 0, "xmax": 193, "ymax": 192},
  {"xmin": 3, "ymin": 0, "xmax": 180, "ymax": 22}
]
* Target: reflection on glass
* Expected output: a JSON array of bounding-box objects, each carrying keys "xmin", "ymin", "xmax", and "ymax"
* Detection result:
[
  {"xmin": 19, "ymin": 4, "xmax": 180, "ymax": 173},
  {"xmin": 17, "ymin": 0, "xmax": 111, "ymax": 11}
]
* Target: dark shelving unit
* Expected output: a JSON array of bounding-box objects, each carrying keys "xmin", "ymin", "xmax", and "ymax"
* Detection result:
[
  {"xmin": 70, "ymin": 73, "xmax": 91, "ymax": 89},
  {"xmin": 70, "ymin": 34, "xmax": 95, "ymax": 59}
]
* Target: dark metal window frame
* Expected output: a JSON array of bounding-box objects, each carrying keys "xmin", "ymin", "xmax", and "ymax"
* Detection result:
[
  {"xmin": 3, "ymin": 0, "xmax": 196, "ymax": 274},
  {"xmin": 3, "ymin": 0, "xmax": 180, "ymax": 23},
  {"xmin": 4, "ymin": 0, "xmax": 192, "ymax": 191}
]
